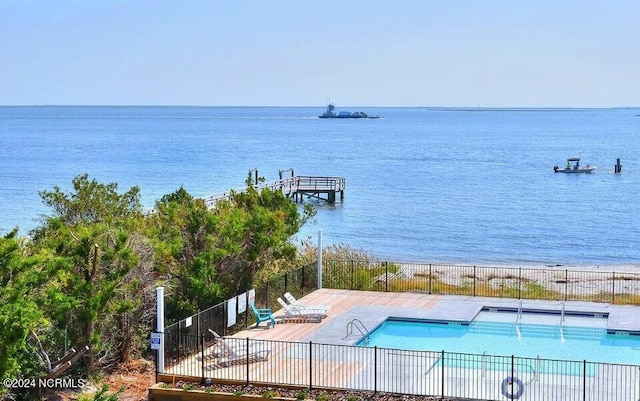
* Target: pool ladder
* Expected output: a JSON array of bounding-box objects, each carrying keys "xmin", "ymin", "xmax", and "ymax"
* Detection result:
[
  {"xmin": 345, "ymin": 319, "xmax": 370, "ymax": 344},
  {"xmin": 515, "ymin": 300, "xmax": 523, "ymax": 341}
]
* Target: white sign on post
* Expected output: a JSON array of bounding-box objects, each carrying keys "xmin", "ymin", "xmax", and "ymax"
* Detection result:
[
  {"xmin": 150, "ymin": 332, "xmax": 161, "ymax": 350},
  {"xmin": 238, "ymin": 292, "xmax": 247, "ymax": 313},
  {"xmin": 227, "ymin": 297, "xmax": 237, "ymax": 327}
]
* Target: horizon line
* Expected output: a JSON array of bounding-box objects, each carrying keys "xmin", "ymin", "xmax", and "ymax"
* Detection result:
[{"xmin": 1, "ymin": 104, "xmax": 639, "ymax": 110}]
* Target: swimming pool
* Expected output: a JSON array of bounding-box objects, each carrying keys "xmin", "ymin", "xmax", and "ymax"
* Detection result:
[{"xmin": 359, "ymin": 311, "xmax": 640, "ymax": 366}]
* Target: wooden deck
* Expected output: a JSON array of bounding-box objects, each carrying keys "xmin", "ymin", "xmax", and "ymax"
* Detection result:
[
  {"xmin": 165, "ymin": 289, "xmax": 446, "ymax": 393},
  {"xmin": 203, "ymin": 176, "xmax": 345, "ymax": 207},
  {"xmin": 230, "ymin": 289, "xmax": 442, "ymax": 341},
  {"xmin": 162, "ymin": 291, "xmax": 640, "ymax": 399}
]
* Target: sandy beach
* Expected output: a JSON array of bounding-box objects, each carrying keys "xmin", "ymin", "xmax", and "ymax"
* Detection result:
[{"xmin": 375, "ymin": 262, "xmax": 640, "ymax": 297}]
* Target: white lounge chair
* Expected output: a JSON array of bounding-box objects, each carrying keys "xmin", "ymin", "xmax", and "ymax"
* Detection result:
[
  {"xmin": 283, "ymin": 292, "xmax": 330, "ymax": 314},
  {"xmin": 207, "ymin": 329, "xmax": 270, "ymax": 368},
  {"xmin": 277, "ymin": 297, "xmax": 324, "ymax": 323}
]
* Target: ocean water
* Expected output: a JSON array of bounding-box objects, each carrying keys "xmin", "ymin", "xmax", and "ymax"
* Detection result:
[{"xmin": 1, "ymin": 106, "xmax": 639, "ymax": 267}]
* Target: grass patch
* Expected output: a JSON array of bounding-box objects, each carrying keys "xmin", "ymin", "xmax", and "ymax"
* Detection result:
[
  {"xmin": 520, "ymin": 282, "xmax": 561, "ymax": 300},
  {"xmin": 610, "ymin": 293, "xmax": 640, "ymax": 305},
  {"xmin": 357, "ymin": 271, "xmax": 640, "ymax": 306},
  {"xmin": 473, "ymin": 283, "xmax": 520, "ymax": 298}
]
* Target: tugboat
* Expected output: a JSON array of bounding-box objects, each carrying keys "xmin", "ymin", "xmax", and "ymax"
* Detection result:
[{"xmin": 318, "ymin": 103, "xmax": 381, "ymax": 119}]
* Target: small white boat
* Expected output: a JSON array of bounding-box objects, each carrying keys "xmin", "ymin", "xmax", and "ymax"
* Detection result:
[{"xmin": 554, "ymin": 158, "xmax": 595, "ymax": 174}]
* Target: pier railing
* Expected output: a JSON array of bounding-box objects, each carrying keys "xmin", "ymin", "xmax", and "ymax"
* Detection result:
[
  {"xmin": 295, "ymin": 176, "xmax": 345, "ymax": 191},
  {"xmin": 159, "ymin": 334, "xmax": 640, "ymax": 401},
  {"xmin": 202, "ymin": 176, "xmax": 345, "ymax": 207}
]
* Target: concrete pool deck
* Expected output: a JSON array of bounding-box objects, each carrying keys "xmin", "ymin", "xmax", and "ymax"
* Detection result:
[
  {"xmin": 167, "ymin": 289, "xmax": 640, "ymax": 400},
  {"xmin": 233, "ymin": 289, "xmax": 640, "ymax": 345}
]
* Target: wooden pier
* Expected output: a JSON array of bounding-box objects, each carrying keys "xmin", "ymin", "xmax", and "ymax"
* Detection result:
[{"xmin": 203, "ymin": 175, "xmax": 345, "ymax": 208}]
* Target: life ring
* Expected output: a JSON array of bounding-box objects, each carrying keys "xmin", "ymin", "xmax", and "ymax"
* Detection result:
[{"xmin": 501, "ymin": 376, "xmax": 524, "ymax": 399}]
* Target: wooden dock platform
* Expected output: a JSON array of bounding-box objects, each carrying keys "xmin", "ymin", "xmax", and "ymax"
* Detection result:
[{"xmin": 204, "ymin": 176, "xmax": 345, "ymax": 207}]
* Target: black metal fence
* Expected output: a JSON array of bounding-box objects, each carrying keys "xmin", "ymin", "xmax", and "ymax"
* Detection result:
[
  {"xmin": 322, "ymin": 260, "xmax": 640, "ymax": 304},
  {"xmin": 160, "ymin": 259, "xmax": 640, "ymax": 399},
  {"xmin": 163, "ymin": 261, "xmax": 318, "ymax": 365},
  {"xmin": 160, "ymin": 334, "xmax": 640, "ymax": 401}
]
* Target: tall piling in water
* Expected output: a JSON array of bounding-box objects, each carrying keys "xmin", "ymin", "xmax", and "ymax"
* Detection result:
[{"xmin": 614, "ymin": 158, "xmax": 622, "ymax": 174}]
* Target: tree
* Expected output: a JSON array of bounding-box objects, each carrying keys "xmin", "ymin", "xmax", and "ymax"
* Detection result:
[
  {"xmin": 217, "ymin": 184, "xmax": 315, "ymax": 293},
  {"xmin": 37, "ymin": 173, "xmax": 142, "ymax": 226},
  {"xmin": 0, "ymin": 230, "xmax": 60, "ymax": 395},
  {"xmin": 147, "ymin": 181, "xmax": 315, "ymax": 321},
  {"xmin": 145, "ymin": 187, "xmax": 227, "ymax": 320},
  {"xmin": 32, "ymin": 174, "xmax": 155, "ymax": 371}
]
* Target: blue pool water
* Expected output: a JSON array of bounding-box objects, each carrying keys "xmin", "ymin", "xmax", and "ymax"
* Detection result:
[{"xmin": 362, "ymin": 316, "xmax": 640, "ymax": 366}]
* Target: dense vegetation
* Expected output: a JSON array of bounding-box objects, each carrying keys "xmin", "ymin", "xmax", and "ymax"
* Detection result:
[{"xmin": 0, "ymin": 173, "xmax": 315, "ymax": 400}]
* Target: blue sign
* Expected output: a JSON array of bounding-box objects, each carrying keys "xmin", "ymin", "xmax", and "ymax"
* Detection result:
[{"xmin": 150, "ymin": 333, "xmax": 161, "ymax": 350}]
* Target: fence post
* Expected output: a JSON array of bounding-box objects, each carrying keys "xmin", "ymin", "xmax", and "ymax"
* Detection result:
[
  {"xmin": 245, "ymin": 297, "xmax": 249, "ymax": 328},
  {"xmin": 350, "ymin": 260, "xmax": 354, "ymax": 290},
  {"xmin": 156, "ymin": 287, "xmax": 165, "ymax": 373},
  {"xmin": 246, "ymin": 337, "xmax": 250, "ymax": 386},
  {"xmin": 429, "ymin": 264, "xmax": 432, "ymax": 294},
  {"xmin": 583, "ymin": 360, "xmax": 586, "ymax": 401},
  {"xmin": 518, "ymin": 268, "xmax": 522, "ymax": 299},
  {"xmin": 473, "ymin": 265, "xmax": 476, "ymax": 297},
  {"xmin": 317, "ymin": 230, "xmax": 323, "ymax": 289},
  {"xmin": 284, "ymin": 273, "xmax": 288, "ymax": 296},
  {"xmin": 511, "ymin": 355, "xmax": 515, "ymax": 398},
  {"xmin": 309, "ymin": 341, "xmax": 313, "ymax": 391},
  {"xmin": 565, "ymin": 269, "xmax": 568, "ymax": 302},
  {"xmin": 196, "ymin": 310, "xmax": 200, "ymax": 337},
  {"xmin": 385, "ymin": 262, "xmax": 389, "ymax": 292},
  {"xmin": 302, "ymin": 265, "xmax": 306, "ymax": 296},
  {"xmin": 612, "ymin": 272, "xmax": 616, "ymax": 303},
  {"xmin": 222, "ymin": 302, "xmax": 227, "ymax": 336},
  {"xmin": 441, "ymin": 350, "xmax": 445, "ymax": 399},
  {"xmin": 177, "ymin": 324, "xmax": 181, "ymax": 361},
  {"xmin": 374, "ymin": 346, "xmax": 377, "ymax": 394},
  {"xmin": 200, "ymin": 335, "xmax": 205, "ymax": 382}
]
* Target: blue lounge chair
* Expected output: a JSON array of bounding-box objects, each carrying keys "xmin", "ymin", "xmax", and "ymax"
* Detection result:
[{"xmin": 249, "ymin": 301, "xmax": 276, "ymax": 328}]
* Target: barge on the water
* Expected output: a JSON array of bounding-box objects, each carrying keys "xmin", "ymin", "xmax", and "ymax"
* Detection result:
[{"xmin": 318, "ymin": 103, "xmax": 381, "ymax": 119}]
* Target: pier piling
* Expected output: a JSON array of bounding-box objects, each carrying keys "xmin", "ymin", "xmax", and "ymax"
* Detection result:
[{"xmin": 614, "ymin": 158, "xmax": 622, "ymax": 174}]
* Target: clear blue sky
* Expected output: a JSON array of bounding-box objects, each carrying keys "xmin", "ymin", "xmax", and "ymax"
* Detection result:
[{"xmin": 1, "ymin": 0, "xmax": 639, "ymax": 107}]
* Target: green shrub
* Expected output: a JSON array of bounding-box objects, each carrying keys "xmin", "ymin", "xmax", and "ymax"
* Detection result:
[
  {"xmin": 78, "ymin": 384, "xmax": 124, "ymax": 401},
  {"xmin": 316, "ymin": 392, "xmax": 329, "ymax": 401}
]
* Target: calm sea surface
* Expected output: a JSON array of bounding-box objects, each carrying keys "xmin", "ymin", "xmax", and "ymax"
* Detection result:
[{"xmin": 2, "ymin": 106, "xmax": 639, "ymax": 267}]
